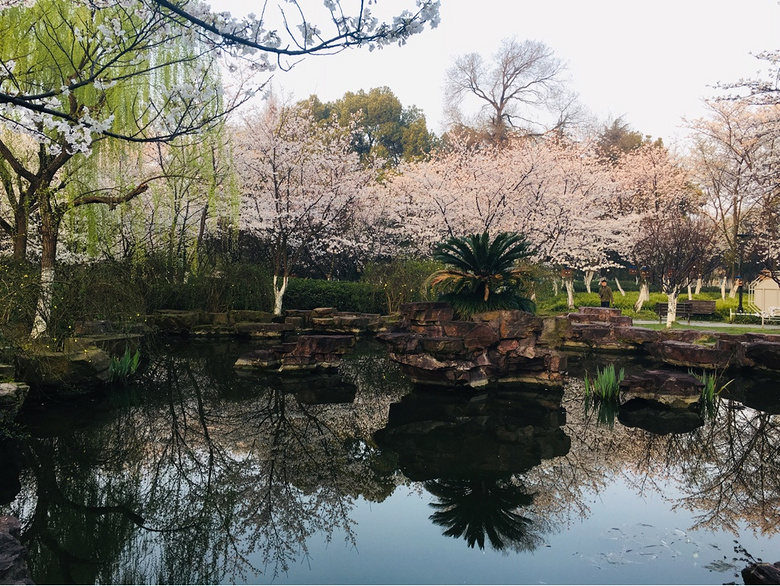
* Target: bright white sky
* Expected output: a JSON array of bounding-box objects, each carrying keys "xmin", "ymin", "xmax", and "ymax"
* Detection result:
[{"xmin": 215, "ymin": 0, "xmax": 780, "ymax": 146}]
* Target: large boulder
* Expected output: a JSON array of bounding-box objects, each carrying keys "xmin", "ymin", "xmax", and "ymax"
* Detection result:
[
  {"xmin": 150, "ymin": 310, "xmax": 204, "ymax": 334},
  {"xmin": 232, "ymin": 322, "xmax": 295, "ymax": 339},
  {"xmin": 388, "ymin": 352, "xmax": 487, "ymax": 387},
  {"xmin": 288, "ymin": 334, "xmax": 355, "ymax": 357},
  {"xmin": 0, "ymin": 516, "xmax": 32, "ymax": 585},
  {"xmin": 568, "ymin": 306, "xmax": 632, "ymax": 326},
  {"xmin": 648, "ymin": 340, "xmax": 731, "ymax": 369},
  {"xmin": 0, "ymin": 384, "xmax": 29, "ymax": 427},
  {"xmin": 472, "ymin": 309, "xmax": 542, "ymax": 340},
  {"xmin": 399, "ymin": 302, "xmax": 455, "ymax": 325},
  {"xmin": 16, "ymin": 347, "xmax": 112, "ymax": 392},
  {"xmin": 743, "ymin": 561, "xmax": 780, "ymax": 585},
  {"xmin": 380, "ymin": 306, "xmax": 566, "ymax": 389},
  {"xmin": 619, "ymin": 369, "xmax": 703, "ymax": 409},
  {"xmin": 739, "ymin": 340, "xmax": 780, "ymax": 372},
  {"xmin": 234, "ymin": 335, "xmax": 356, "ymax": 373},
  {"xmin": 62, "ymin": 333, "xmax": 144, "ymax": 355}
]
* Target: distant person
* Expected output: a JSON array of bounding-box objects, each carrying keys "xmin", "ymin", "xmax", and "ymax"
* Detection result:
[{"xmin": 598, "ymin": 279, "xmax": 614, "ymax": 308}]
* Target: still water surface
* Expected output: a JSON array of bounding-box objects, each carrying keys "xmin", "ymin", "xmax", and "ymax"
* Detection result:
[{"xmin": 2, "ymin": 339, "xmax": 780, "ymax": 584}]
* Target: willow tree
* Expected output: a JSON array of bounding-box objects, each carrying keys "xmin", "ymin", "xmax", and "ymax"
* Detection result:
[
  {"xmin": 0, "ymin": 0, "xmax": 235, "ymax": 337},
  {"xmin": 0, "ymin": 0, "xmax": 440, "ymax": 337}
]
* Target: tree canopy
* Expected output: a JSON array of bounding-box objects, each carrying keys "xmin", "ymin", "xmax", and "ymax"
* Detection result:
[
  {"xmin": 0, "ymin": 0, "xmax": 441, "ymax": 144},
  {"xmin": 308, "ymin": 87, "xmax": 435, "ymax": 166}
]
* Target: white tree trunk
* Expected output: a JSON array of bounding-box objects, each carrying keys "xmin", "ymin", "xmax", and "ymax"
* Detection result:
[
  {"xmin": 273, "ymin": 274, "xmax": 289, "ymax": 316},
  {"xmin": 584, "ymin": 270, "xmax": 595, "ymax": 293},
  {"xmin": 729, "ymin": 279, "xmax": 737, "ymax": 298},
  {"xmin": 665, "ymin": 288, "xmax": 679, "ymax": 328},
  {"xmin": 687, "ymin": 281, "xmax": 693, "ymax": 300},
  {"xmin": 565, "ymin": 276, "xmax": 575, "ymax": 309},
  {"xmin": 721, "ymin": 276, "xmax": 727, "ymax": 300},
  {"xmin": 552, "ymin": 278, "xmax": 559, "ymax": 297},
  {"xmin": 634, "ymin": 281, "xmax": 650, "ymax": 312},
  {"xmin": 31, "ymin": 267, "xmax": 54, "ymax": 338},
  {"xmin": 695, "ymin": 277, "xmax": 702, "ymax": 295},
  {"xmin": 614, "ymin": 277, "xmax": 625, "ymax": 296}
]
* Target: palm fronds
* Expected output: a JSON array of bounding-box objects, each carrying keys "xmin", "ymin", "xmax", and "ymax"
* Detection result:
[{"xmin": 426, "ymin": 231, "xmax": 536, "ymax": 317}]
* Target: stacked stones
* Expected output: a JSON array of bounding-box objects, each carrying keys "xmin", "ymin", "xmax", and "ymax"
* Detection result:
[{"xmin": 377, "ymin": 302, "xmax": 567, "ymax": 389}]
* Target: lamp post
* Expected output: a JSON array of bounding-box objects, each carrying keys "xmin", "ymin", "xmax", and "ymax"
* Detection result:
[
  {"xmin": 736, "ymin": 232, "xmax": 751, "ymax": 313},
  {"xmin": 736, "ymin": 276, "xmax": 745, "ymax": 313}
]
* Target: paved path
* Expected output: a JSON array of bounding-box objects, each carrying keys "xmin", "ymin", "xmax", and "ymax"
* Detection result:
[{"xmin": 634, "ymin": 319, "xmax": 780, "ymax": 330}]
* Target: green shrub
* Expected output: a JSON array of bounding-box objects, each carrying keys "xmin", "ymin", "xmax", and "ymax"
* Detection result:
[
  {"xmin": 284, "ymin": 278, "xmax": 383, "ymax": 313},
  {"xmin": 361, "ymin": 257, "xmax": 441, "ymax": 313},
  {"xmin": 139, "ymin": 260, "xmax": 273, "ymax": 313},
  {"xmin": 0, "ymin": 259, "xmax": 38, "ymax": 332}
]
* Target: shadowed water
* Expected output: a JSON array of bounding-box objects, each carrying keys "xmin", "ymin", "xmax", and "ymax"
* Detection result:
[{"xmin": 2, "ymin": 339, "xmax": 780, "ymax": 585}]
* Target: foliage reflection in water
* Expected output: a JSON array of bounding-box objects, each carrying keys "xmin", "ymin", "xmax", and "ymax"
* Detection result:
[{"xmin": 1, "ymin": 340, "xmax": 780, "ymax": 584}]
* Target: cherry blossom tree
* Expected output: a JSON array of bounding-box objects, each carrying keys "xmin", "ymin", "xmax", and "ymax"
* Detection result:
[
  {"xmin": 378, "ymin": 135, "xmax": 634, "ymax": 308},
  {"xmin": 713, "ymin": 50, "xmax": 780, "ymax": 288},
  {"xmin": 718, "ymin": 50, "xmax": 780, "ymax": 106},
  {"xmin": 686, "ymin": 102, "xmax": 777, "ymax": 294},
  {"xmin": 612, "ymin": 142, "xmax": 702, "ymax": 310},
  {"xmin": 523, "ymin": 138, "xmax": 634, "ymax": 307},
  {"xmin": 377, "ymin": 136, "xmax": 534, "ymax": 246},
  {"xmin": 233, "ymin": 100, "xmax": 375, "ymax": 315},
  {"xmin": 632, "ymin": 213, "xmax": 717, "ymax": 327},
  {"xmin": 743, "ymin": 109, "xmax": 780, "ymax": 286}
]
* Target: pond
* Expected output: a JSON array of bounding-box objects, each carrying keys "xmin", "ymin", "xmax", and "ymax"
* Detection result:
[{"xmin": 2, "ymin": 339, "xmax": 780, "ymax": 585}]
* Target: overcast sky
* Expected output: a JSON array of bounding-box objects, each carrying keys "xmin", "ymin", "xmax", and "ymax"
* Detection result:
[{"xmin": 216, "ymin": 0, "xmax": 780, "ymax": 146}]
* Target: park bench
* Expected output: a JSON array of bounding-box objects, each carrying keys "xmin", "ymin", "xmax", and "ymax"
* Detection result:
[{"xmin": 655, "ymin": 300, "xmax": 716, "ymax": 323}]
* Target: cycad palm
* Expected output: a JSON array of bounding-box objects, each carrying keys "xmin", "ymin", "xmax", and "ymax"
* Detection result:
[{"xmin": 426, "ymin": 231, "xmax": 535, "ymax": 317}]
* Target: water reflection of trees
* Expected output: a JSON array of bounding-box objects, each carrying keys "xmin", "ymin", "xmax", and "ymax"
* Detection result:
[
  {"xmin": 10, "ymin": 342, "xmax": 410, "ymax": 584},
  {"xmin": 657, "ymin": 404, "xmax": 780, "ymax": 535},
  {"xmin": 544, "ymin": 379, "xmax": 780, "ymax": 540},
  {"xmin": 6, "ymin": 342, "xmax": 780, "ymax": 582}
]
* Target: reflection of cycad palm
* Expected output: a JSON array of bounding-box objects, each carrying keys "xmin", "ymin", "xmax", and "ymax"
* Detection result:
[{"xmin": 425, "ymin": 478, "xmax": 537, "ymax": 551}]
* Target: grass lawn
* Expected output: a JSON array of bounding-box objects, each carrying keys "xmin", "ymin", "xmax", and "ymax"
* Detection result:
[
  {"xmin": 632, "ymin": 322, "xmax": 780, "ymax": 335},
  {"xmin": 535, "ymin": 288, "xmax": 778, "ymax": 334}
]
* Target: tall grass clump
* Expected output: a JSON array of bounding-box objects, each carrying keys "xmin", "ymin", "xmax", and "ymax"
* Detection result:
[
  {"xmin": 583, "ymin": 364, "xmax": 625, "ymax": 426},
  {"xmin": 689, "ymin": 368, "xmax": 732, "ymax": 418},
  {"xmin": 584, "ymin": 364, "xmax": 625, "ymax": 402},
  {"xmin": 109, "ymin": 347, "xmax": 142, "ymax": 383}
]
